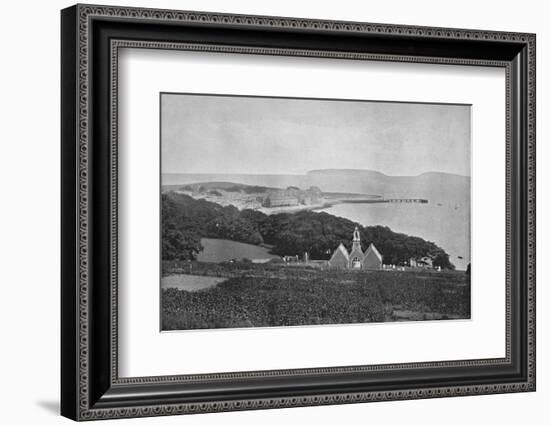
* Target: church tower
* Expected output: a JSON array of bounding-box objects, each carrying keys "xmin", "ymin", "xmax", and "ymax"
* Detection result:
[
  {"xmin": 349, "ymin": 226, "xmax": 365, "ymax": 269},
  {"xmin": 352, "ymin": 227, "xmax": 362, "ymax": 252}
]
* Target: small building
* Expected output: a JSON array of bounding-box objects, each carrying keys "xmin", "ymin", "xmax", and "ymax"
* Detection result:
[
  {"xmin": 410, "ymin": 256, "xmax": 433, "ymax": 269},
  {"xmin": 299, "ymin": 186, "xmax": 323, "ymax": 205},
  {"xmin": 263, "ymin": 190, "xmax": 299, "ymax": 208},
  {"xmin": 328, "ymin": 227, "xmax": 383, "ymax": 270}
]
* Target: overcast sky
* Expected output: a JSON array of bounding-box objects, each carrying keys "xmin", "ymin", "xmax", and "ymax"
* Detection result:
[{"xmin": 161, "ymin": 93, "xmax": 470, "ymax": 176}]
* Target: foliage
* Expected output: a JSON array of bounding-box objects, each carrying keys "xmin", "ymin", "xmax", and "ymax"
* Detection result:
[
  {"xmin": 161, "ymin": 192, "xmax": 454, "ymax": 269},
  {"xmin": 162, "ymin": 193, "xmax": 263, "ymax": 251},
  {"xmin": 161, "ymin": 196, "xmax": 202, "ymax": 260},
  {"xmin": 161, "ymin": 265, "xmax": 470, "ymax": 330}
]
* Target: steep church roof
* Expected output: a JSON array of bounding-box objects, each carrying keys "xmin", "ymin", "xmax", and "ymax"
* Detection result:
[
  {"xmin": 364, "ymin": 243, "xmax": 382, "ymax": 262},
  {"xmin": 332, "ymin": 243, "xmax": 349, "ymax": 260},
  {"xmin": 328, "ymin": 242, "xmax": 350, "ymax": 268}
]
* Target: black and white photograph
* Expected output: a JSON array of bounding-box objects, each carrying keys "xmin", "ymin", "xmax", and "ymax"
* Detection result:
[
  {"xmin": 53, "ymin": 2, "xmax": 537, "ymax": 421},
  {"xmin": 160, "ymin": 93, "xmax": 471, "ymax": 331}
]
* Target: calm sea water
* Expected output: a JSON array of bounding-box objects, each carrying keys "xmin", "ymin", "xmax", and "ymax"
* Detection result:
[{"xmin": 319, "ymin": 202, "xmax": 470, "ymax": 271}]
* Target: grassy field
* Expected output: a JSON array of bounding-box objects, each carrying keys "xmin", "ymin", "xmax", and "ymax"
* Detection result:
[
  {"xmin": 161, "ymin": 261, "xmax": 470, "ymax": 331},
  {"xmin": 196, "ymin": 238, "xmax": 277, "ymax": 262}
]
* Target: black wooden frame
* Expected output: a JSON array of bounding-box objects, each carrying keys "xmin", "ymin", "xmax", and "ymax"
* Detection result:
[{"xmin": 61, "ymin": 4, "xmax": 536, "ymax": 421}]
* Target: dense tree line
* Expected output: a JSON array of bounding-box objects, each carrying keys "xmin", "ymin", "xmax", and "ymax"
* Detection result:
[
  {"xmin": 161, "ymin": 193, "xmax": 262, "ymax": 261},
  {"xmin": 161, "ymin": 192, "xmax": 454, "ymax": 269},
  {"xmin": 161, "ymin": 194, "xmax": 203, "ymax": 261}
]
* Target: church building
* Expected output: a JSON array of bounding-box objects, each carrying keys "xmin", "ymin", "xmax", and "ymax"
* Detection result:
[{"xmin": 328, "ymin": 227, "xmax": 383, "ymax": 270}]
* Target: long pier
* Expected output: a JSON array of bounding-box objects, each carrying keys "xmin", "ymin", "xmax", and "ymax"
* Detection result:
[
  {"xmin": 384, "ymin": 198, "xmax": 428, "ymax": 204},
  {"xmin": 337, "ymin": 198, "xmax": 428, "ymax": 204}
]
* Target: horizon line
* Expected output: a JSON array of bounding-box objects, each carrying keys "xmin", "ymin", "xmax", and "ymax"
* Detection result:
[{"xmin": 162, "ymin": 168, "xmax": 471, "ymax": 179}]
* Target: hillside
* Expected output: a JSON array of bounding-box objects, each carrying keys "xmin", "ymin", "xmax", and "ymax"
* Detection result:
[
  {"xmin": 178, "ymin": 181, "xmax": 275, "ymax": 194},
  {"xmin": 163, "ymin": 168, "xmax": 470, "ymax": 203},
  {"xmin": 167, "ymin": 181, "xmax": 325, "ymax": 212},
  {"xmin": 162, "ymin": 191, "xmax": 454, "ymax": 269},
  {"xmin": 306, "ymin": 169, "xmax": 470, "ymax": 201}
]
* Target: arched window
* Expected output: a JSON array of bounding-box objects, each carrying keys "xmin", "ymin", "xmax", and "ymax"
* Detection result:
[{"xmin": 352, "ymin": 257, "xmax": 361, "ymax": 269}]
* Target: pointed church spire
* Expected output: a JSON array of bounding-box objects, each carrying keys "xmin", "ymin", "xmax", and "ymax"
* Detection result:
[{"xmin": 352, "ymin": 226, "xmax": 362, "ymax": 252}]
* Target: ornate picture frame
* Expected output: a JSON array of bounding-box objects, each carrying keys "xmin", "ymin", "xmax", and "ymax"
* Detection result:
[{"xmin": 61, "ymin": 4, "xmax": 535, "ymax": 421}]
